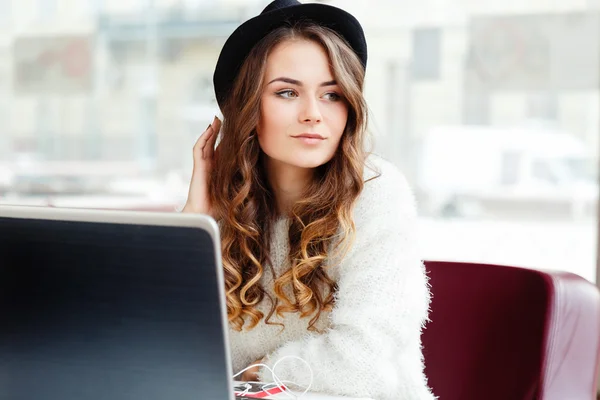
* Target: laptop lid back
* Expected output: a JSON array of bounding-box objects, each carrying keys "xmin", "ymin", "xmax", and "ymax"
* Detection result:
[{"xmin": 0, "ymin": 206, "xmax": 234, "ymax": 400}]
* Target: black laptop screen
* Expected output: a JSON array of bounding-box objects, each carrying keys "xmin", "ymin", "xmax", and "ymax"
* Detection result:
[{"xmin": 0, "ymin": 215, "xmax": 231, "ymax": 400}]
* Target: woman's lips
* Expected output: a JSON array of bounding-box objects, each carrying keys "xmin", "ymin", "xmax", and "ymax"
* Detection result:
[{"xmin": 292, "ymin": 133, "xmax": 325, "ymax": 144}]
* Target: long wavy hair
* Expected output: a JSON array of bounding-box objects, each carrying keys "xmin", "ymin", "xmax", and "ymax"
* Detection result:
[{"xmin": 210, "ymin": 21, "xmax": 369, "ymax": 332}]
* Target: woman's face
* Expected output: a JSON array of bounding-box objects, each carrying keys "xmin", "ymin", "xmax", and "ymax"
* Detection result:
[{"xmin": 257, "ymin": 39, "xmax": 349, "ymax": 170}]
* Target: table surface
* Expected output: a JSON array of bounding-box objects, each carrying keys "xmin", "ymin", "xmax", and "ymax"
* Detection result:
[{"xmin": 233, "ymin": 381, "xmax": 373, "ymax": 399}]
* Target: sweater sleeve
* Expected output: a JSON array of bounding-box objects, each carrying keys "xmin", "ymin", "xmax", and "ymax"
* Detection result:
[{"xmin": 257, "ymin": 159, "xmax": 436, "ymax": 400}]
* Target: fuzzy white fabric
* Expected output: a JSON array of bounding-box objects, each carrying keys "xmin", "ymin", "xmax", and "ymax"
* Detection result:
[{"xmin": 227, "ymin": 155, "xmax": 435, "ymax": 400}]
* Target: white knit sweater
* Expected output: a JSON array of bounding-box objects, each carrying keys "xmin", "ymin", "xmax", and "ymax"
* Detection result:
[{"xmin": 227, "ymin": 155, "xmax": 435, "ymax": 400}]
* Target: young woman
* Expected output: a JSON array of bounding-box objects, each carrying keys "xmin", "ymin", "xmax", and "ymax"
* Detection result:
[{"xmin": 182, "ymin": 1, "xmax": 434, "ymax": 398}]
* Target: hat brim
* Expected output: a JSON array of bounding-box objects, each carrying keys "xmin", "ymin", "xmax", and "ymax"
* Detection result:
[{"xmin": 213, "ymin": 3, "xmax": 367, "ymax": 110}]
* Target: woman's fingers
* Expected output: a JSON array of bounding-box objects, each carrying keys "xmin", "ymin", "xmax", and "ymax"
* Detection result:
[
  {"xmin": 204, "ymin": 116, "xmax": 221, "ymax": 159},
  {"xmin": 241, "ymin": 366, "xmax": 259, "ymax": 382},
  {"xmin": 193, "ymin": 124, "xmax": 214, "ymax": 162}
]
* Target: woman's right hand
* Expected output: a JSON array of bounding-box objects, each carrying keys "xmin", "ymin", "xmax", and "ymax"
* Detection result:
[{"xmin": 182, "ymin": 115, "xmax": 221, "ymax": 216}]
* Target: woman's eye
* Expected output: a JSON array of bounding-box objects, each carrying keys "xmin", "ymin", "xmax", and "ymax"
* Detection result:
[
  {"xmin": 276, "ymin": 90, "xmax": 298, "ymax": 98},
  {"xmin": 323, "ymin": 92, "xmax": 341, "ymax": 101}
]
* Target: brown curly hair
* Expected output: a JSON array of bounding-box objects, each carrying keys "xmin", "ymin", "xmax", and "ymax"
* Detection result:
[{"xmin": 210, "ymin": 21, "xmax": 368, "ymax": 332}]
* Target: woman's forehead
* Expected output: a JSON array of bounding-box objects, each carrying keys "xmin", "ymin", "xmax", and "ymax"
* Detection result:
[{"xmin": 264, "ymin": 39, "xmax": 335, "ymax": 83}]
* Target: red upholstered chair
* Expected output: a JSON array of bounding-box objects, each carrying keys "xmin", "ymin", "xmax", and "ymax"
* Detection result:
[{"xmin": 422, "ymin": 261, "xmax": 600, "ymax": 400}]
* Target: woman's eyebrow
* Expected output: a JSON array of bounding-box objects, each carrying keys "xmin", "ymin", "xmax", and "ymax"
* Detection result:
[
  {"xmin": 267, "ymin": 77, "xmax": 338, "ymax": 87},
  {"xmin": 320, "ymin": 80, "xmax": 337, "ymax": 87}
]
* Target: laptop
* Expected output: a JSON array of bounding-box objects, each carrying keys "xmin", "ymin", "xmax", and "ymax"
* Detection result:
[{"xmin": 0, "ymin": 205, "xmax": 247, "ymax": 400}]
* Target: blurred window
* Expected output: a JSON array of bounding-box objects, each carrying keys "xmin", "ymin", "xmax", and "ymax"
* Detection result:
[
  {"xmin": 86, "ymin": 0, "xmax": 103, "ymax": 16},
  {"xmin": 37, "ymin": 0, "xmax": 57, "ymax": 19},
  {"xmin": 527, "ymin": 92, "xmax": 559, "ymax": 121},
  {"xmin": 411, "ymin": 28, "xmax": 441, "ymax": 80},
  {"xmin": 0, "ymin": 1, "xmax": 11, "ymax": 25},
  {"xmin": 500, "ymin": 152, "xmax": 522, "ymax": 186},
  {"xmin": 532, "ymin": 159, "xmax": 559, "ymax": 185}
]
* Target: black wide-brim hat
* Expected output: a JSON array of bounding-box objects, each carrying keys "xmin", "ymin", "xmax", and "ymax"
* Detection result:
[{"xmin": 213, "ymin": 0, "xmax": 367, "ymax": 111}]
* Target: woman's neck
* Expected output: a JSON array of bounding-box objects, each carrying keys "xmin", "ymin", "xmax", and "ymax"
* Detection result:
[{"xmin": 264, "ymin": 157, "xmax": 314, "ymax": 216}]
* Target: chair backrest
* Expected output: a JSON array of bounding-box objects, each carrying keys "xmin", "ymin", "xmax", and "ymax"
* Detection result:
[{"xmin": 422, "ymin": 261, "xmax": 600, "ymax": 400}]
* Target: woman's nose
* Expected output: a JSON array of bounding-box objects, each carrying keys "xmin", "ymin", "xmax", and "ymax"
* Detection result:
[{"xmin": 299, "ymin": 97, "xmax": 322, "ymax": 123}]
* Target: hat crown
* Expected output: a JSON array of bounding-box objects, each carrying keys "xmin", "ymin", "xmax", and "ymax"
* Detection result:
[{"xmin": 261, "ymin": 0, "xmax": 301, "ymax": 14}]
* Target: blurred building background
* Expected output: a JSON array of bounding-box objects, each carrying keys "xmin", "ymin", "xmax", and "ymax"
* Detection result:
[{"xmin": 0, "ymin": 0, "xmax": 599, "ymax": 281}]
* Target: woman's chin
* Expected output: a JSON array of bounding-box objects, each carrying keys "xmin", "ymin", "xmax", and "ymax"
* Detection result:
[{"xmin": 288, "ymin": 155, "xmax": 333, "ymax": 170}]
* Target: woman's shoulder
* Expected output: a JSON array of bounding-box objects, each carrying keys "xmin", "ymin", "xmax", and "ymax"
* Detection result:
[
  {"xmin": 354, "ymin": 154, "xmax": 418, "ymax": 223},
  {"xmin": 362, "ymin": 154, "xmax": 416, "ymax": 205}
]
